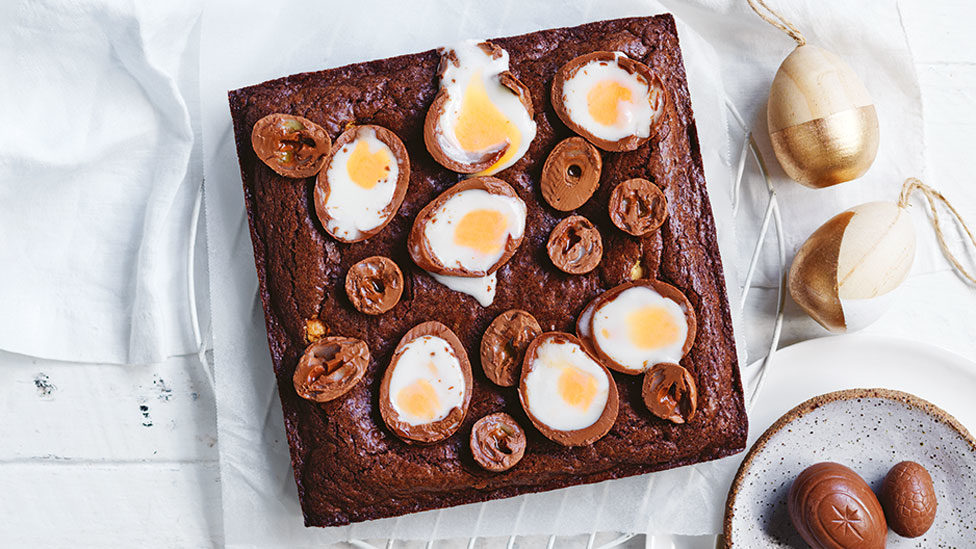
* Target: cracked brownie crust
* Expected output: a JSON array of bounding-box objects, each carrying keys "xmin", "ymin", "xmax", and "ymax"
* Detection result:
[{"xmin": 229, "ymin": 14, "xmax": 746, "ymax": 527}]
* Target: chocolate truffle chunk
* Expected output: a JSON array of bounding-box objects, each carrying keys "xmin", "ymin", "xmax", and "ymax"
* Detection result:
[
  {"xmin": 642, "ymin": 362, "xmax": 697, "ymax": 423},
  {"xmin": 345, "ymin": 256, "xmax": 404, "ymax": 315},
  {"xmin": 881, "ymin": 461, "xmax": 937, "ymax": 538},
  {"xmin": 541, "ymin": 137, "xmax": 602, "ymax": 211},
  {"xmin": 788, "ymin": 462, "xmax": 887, "ymax": 549},
  {"xmin": 251, "ymin": 113, "xmax": 331, "ymax": 178},
  {"xmin": 480, "ymin": 309, "xmax": 542, "ymax": 387},
  {"xmin": 293, "ymin": 336, "xmax": 369, "ymax": 402},
  {"xmin": 314, "ymin": 124, "xmax": 411, "ymax": 243},
  {"xmin": 470, "ymin": 412, "xmax": 527, "ymax": 472},
  {"xmin": 609, "ymin": 178, "xmax": 668, "ymax": 236},
  {"xmin": 547, "ymin": 215, "xmax": 603, "ymax": 275},
  {"xmin": 379, "ymin": 321, "xmax": 473, "ymax": 444}
]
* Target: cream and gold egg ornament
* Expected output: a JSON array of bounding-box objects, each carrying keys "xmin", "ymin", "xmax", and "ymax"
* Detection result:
[
  {"xmin": 768, "ymin": 44, "xmax": 880, "ymax": 188},
  {"xmin": 789, "ymin": 201, "xmax": 915, "ymax": 332}
]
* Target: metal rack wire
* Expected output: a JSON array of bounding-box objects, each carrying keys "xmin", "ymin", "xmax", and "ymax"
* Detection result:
[{"xmin": 186, "ymin": 97, "xmax": 787, "ymax": 548}]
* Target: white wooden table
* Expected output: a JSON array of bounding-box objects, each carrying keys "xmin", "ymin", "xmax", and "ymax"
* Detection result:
[{"xmin": 1, "ymin": 2, "xmax": 973, "ymax": 547}]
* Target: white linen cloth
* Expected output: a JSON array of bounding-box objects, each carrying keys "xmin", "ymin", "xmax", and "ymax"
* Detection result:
[
  {"xmin": 198, "ymin": 0, "xmax": 922, "ymax": 544},
  {"xmin": 0, "ymin": 0, "xmax": 202, "ymax": 365}
]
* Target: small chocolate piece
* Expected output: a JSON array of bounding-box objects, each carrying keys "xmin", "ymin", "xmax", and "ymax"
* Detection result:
[
  {"xmin": 551, "ymin": 51, "xmax": 667, "ymax": 152},
  {"xmin": 470, "ymin": 412, "xmax": 527, "ymax": 472},
  {"xmin": 314, "ymin": 124, "xmax": 411, "ymax": 243},
  {"xmin": 480, "ymin": 309, "xmax": 542, "ymax": 387},
  {"xmin": 345, "ymin": 256, "xmax": 404, "ymax": 315},
  {"xmin": 642, "ymin": 363, "xmax": 697, "ymax": 423},
  {"xmin": 608, "ymin": 178, "xmax": 668, "ymax": 236},
  {"xmin": 518, "ymin": 332, "xmax": 619, "ymax": 447},
  {"xmin": 424, "ymin": 42, "xmax": 534, "ymax": 174},
  {"xmin": 541, "ymin": 137, "xmax": 602, "ymax": 211},
  {"xmin": 547, "ymin": 215, "xmax": 603, "ymax": 275},
  {"xmin": 580, "ymin": 279, "xmax": 697, "ymax": 375},
  {"xmin": 251, "ymin": 113, "xmax": 331, "ymax": 178},
  {"xmin": 881, "ymin": 461, "xmax": 937, "ymax": 538},
  {"xmin": 788, "ymin": 462, "xmax": 887, "ymax": 549},
  {"xmin": 293, "ymin": 336, "xmax": 369, "ymax": 402},
  {"xmin": 379, "ymin": 321, "xmax": 473, "ymax": 444},
  {"xmin": 408, "ymin": 176, "xmax": 526, "ymax": 277}
]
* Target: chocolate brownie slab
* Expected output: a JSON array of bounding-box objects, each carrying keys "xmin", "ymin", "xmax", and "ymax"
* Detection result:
[{"xmin": 229, "ymin": 14, "xmax": 746, "ymax": 527}]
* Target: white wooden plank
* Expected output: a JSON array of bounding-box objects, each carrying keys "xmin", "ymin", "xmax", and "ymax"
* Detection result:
[
  {"xmin": 0, "ymin": 462, "xmax": 220, "ymax": 547},
  {"xmin": 0, "ymin": 352, "xmax": 217, "ymax": 462}
]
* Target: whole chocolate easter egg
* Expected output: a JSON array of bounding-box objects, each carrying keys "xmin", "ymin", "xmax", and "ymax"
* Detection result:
[{"xmin": 788, "ymin": 462, "xmax": 887, "ymax": 549}]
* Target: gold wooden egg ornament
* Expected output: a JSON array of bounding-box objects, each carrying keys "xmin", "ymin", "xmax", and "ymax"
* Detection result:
[
  {"xmin": 789, "ymin": 201, "xmax": 915, "ymax": 332},
  {"xmin": 768, "ymin": 44, "xmax": 880, "ymax": 188}
]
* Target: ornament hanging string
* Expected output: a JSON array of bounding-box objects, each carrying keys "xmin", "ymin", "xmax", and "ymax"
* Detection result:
[
  {"xmin": 746, "ymin": 0, "xmax": 807, "ymax": 46},
  {"xmin": 899, "ymin": 177, "xmax": 976, "ymax": 285}
]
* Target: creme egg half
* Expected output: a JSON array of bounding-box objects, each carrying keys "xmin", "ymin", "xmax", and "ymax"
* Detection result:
[
  {"xmin": 409, "ymin": 177, "xmax": 526, "ymax": 279},
  {"xmin": 387, "ymin": 335, "xmax": 466, "ymax": 426},
  {"xmin": 552, "ymin": 51, "xmax": 666, "ymax": 151},
  {"xmin": 425, "ymin": 40, "xmax": 537, "ymax": 175},
  {"xmin": 518, "ymin": 332, "xmax": 618, "ymax": 446},
  {"xmin": 590, "ymin": 282, "xmax": 692, "ymax": 374},
  {"xmin": 315, "ymin": 125, "xmax": 409, "ymax": 243}
]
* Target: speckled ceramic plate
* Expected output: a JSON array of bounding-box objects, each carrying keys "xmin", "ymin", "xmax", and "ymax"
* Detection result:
[{"xmin": 724, "ymin": 388, "xmax": 976, "ymax": 547}]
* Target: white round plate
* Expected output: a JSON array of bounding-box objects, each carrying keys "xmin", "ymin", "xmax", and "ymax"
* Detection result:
[{"xmin": 724, "ymin": 336, "xmax": 976, "ymax": 547}]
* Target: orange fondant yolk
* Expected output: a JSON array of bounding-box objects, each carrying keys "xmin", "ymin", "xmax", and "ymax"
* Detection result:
[
  {"xmin": 346, "ymin": 139, "xmax": 391, "ymax": 189},
  {"xmin": 626, "ymin": 306, "xmax": 680, "ymax": 350},
  {"xmin": 397, "ymin": 378, "xmax": 440, "ymax": 421},
  {"xmin": 557, "ymin": 366, "xmax": 598, "ymax": 410},
  {"xmin": 454, "ymin": 208, "xmax": 508, "ymax": 255},
  {"xmin": 453, "ymin": 71, "xmax": 521, "ymax": 173},
  {"xmin": 587, "ymin": 80, "xmax": 634, "ymax": 126}
]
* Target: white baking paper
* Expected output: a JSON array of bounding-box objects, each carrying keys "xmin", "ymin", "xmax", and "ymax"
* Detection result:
[{"xmin": 201, "ymin": 0, "xmax": 920, "ymax": 544}]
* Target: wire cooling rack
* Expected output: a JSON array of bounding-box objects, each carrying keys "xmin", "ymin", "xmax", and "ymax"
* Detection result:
[{"xmin": 185, "ymin": 97, "xmax": 787, "ymax": 548}]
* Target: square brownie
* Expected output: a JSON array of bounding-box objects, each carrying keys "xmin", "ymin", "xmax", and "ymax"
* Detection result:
[{"xmin": 229, "ymin": 14, "xmax": 747, "ymax": 527}]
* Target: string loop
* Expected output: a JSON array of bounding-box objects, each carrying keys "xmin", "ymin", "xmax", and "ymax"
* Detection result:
[
  {"xmin": 899, "ymin": 177, "xmax": 976, "ymax": 285},
  {"xmin": 746, "ymin": 0, "xmax": 807, "ymax": 46}
]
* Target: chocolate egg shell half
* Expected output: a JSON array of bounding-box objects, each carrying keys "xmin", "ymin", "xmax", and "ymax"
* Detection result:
[
  {"xmin": 580, "ymin": 279, "xmax": 697, "ymax": 375},
  {"xmin": 251, "ymin": 113, "xmax": 332, "ymax": 178},
  {"xmin": 518, "ymin": 332, "xmax": 618, "ymax": 447},
  {"xmin": 314, "ymin": 124, "xmax": 411, "ymax": 243},
  {"xmin": 881, "ymin": 461, "xmax": 937, "ymax": 538},
  {"xmin": 788, "ymin": 462, "xmax": 887, "ymax": 549},
  {"xmin": 424, "ymin": 41, "xmax": 535, "ymax": 174},
  {"xmin": 293, "ymin": 336, "xmax": 370, "ymax": 402},
  {"xmin": 480, "ymin": 309, "xmax": 542, "ymax": 387},
  {"xmin": 541, "ymin": 137, "xmax": 602, "ymax": 211},
  {"xmin": 407, "ymin": 176, "xmax": 526, "ymax": 277},
  {"xmin": 547, "ymin": 215, "xmax": 603, "ymax": 275},
  {"xmin": 470, "ymin": 412, "xmax": 527, "ymax": 472},
  {"xmin": 642, "ymin": 362, "xmax": 697, "ymax": 424},
  {"xmin": 344, "ymin": 256, "xmax": 403, "ymax": 315},
  {"xmin": 551, "ymin": 51, "xmax": 668, "ymax": 152},
  {"xmin": 379, "ymin": 321, "xmax": 473, "ymax": 444}
]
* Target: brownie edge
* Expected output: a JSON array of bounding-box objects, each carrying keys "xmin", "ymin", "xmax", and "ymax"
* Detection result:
[{"xmin": 229, "ymin": 14, "xmax": 747, "ymax": 528}]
